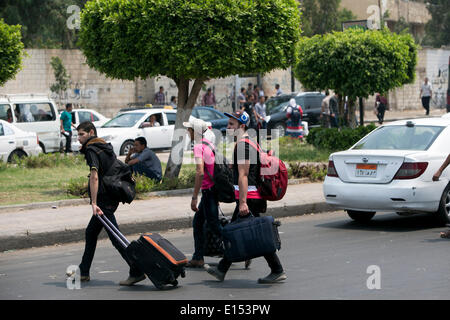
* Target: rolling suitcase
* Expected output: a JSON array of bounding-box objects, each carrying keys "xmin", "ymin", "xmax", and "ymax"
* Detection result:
[
  {"xmin": 222, "ymin": 214, "xmax": 281, "ymax": 263},
  {"xmin": 97, "ymin": 214, "xmax": 187, "ymax": 290}
]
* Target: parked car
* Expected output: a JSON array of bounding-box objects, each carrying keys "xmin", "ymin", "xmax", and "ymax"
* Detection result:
[
  {"xmin": 0, "ymin": 120, "xmax": 42, "ymax": 162},
  {"xmin": 191, "ymin": 106, "xmax": 228, "ymax": 135},
  {"xmin": 97, "ymin": 108, "xmax": 177, "ymax": 155},
  {"xmin": 0, "ymin": 94, "xmax": 61, "ymax": 153},
  {"xmin": 323, "ymin": 117, "xmax": 450, "ymax": 225},
  {"xmin": 265, "ymin": 92, "xmax": 325, "ymax": 136}
]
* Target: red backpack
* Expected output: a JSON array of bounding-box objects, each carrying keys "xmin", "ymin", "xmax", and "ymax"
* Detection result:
[{"xmin": 240, "ymin": 138, "xmax": 288, "ymax": 201}]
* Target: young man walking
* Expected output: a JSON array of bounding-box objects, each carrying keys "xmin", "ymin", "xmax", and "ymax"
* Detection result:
[
  {"xmin": 420, "ymin": 77, "xmax": 433, "ymax": 115},
  {"xmin": 184, "ymin": 118, "xmax": 222, "ymax": 268},
  {"xmin": 204, "ymin": 111, "xmax": 287, "ymax": 284},
  {"xmin": 66, "ymin": 121, "xmax": 145, "ymax": 286}
]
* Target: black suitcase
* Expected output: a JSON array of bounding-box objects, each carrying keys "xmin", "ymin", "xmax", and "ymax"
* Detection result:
[
  {"xmin": 222, "ymin": 215, "xmax": 281, "ymax": 263},
  {"xmin": 97, "ymin": 214, "xmax": 187, "ymax": 290}
]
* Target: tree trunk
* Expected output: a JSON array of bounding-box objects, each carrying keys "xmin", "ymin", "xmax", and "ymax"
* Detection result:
[
  {"xmin": 163, "ymin": 76, "xmax": 205, "ymax": 179},
  {"xmin": 348, "ymin": 98, "xmax": 357, "ymax": 128}
]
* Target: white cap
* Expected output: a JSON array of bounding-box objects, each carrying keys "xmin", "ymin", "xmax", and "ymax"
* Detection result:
[{"xmin": 183, "ymin": 117, "xmax": 212, "ymax": 132}]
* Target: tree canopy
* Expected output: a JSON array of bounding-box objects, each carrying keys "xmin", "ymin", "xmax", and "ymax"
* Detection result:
[
  {"xmin": 0, "ymin": 0, "xmax": 87, "ymax": 49},
  {"xmin": 300, "ymin": 0, "xmax": 356, "ymax": 37},
  {"xmin": 294, "ymin": 28, "xmax": 417, "ymax": 101},
  {"xmin": 423, "ymin": 0, "xmax": 450, "ymax": 47},
  {"xmin": 79, "ymin": 0, "xmax": 301, "ymax": 81},
  {"xmin": 0, "ymin": 19, "xmax": 25, "ymax": 86}
]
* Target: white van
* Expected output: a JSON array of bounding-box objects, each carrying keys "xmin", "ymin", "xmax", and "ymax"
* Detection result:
[{"xmin": 0, "ymin": 94, "xmax": 61, "ymax": 153}]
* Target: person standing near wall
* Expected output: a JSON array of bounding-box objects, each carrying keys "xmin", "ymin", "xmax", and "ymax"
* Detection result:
[{"xmin": 420, "ymin": 77, "xmax": 433, "ymax": 116}]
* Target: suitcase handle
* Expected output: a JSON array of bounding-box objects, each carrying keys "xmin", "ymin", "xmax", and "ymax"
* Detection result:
[
  {"xmin": 231, "ymin": 212, "xmax": 255, "ymax": 225},
  {"xmin": 97, "ymin": 214, "xmax": 130, "ymax": 248}
]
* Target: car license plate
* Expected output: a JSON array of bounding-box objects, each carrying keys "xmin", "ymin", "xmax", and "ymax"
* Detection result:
[{"xmin": 355, "ymin": 164, "xmax": 377, "ymax": 177}]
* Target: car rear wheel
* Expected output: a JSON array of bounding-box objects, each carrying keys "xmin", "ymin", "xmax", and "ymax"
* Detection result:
[
  {"xmin": 433, "ymin": 184, "xmax": 450, "ymax": 226},
  {"xmin": 7, "ymin": 149, "xmax": 27, "ymax": 163},
  {"xmin": 120, "ymin": 140, "xmax": 134, "ymax": 156},
  {"xmin": 346, "ymin": 210, "xmax": 376, "ymax": 222}
]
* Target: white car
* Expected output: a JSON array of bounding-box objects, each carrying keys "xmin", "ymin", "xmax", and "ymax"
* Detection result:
[
  {"xmin": 97, "ymin": 109, "xmax": 177, "ymax": 155},
  {"xmin": 323, "ymin": 118, "xmax": 450, "ymax": 225},
  {"xmin": 0, "ymin": 120, "xmax": 42, "ymax": 162},
  {"xmin": 0, "ymin": 94, "xmax": 61, "ymax": 153}
]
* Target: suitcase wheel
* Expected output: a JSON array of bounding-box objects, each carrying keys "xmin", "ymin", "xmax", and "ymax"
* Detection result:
[{"xmin": 181, "ymin": 270, "xmax": 186, "ymax": 278}]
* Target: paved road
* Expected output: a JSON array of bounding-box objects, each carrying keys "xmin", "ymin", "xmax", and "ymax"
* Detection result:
[{"xmin": 1, "ymin": 211, "xmax": 450, "ymax": 300}]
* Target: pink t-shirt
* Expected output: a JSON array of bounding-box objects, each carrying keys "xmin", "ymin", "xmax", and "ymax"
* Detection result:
[{"xmin": 193, "ymin": 138, "xmax": 215, "ymax": 190}]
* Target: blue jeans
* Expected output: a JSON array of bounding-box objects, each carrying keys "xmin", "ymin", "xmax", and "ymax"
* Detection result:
[
  {"xmin": 78, "ymin": 204, "xmax": 143, "ymax": 278},
  {"xmin": 131, "ymin": 162, "xmax": 161, "ymax": 182},
  {"xmin": 192, "ymin": 189, "xmax": 222, "ymax": 261}
]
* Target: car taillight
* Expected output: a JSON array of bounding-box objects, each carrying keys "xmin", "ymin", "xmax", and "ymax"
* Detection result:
[
  {"xmin": 36, "ymin": 135, "xmax": 39, "ymax": 145},
  {"xmin": 394, "ymin": 162, "xmax": 428, "ymax": 180},
  {"xmin": 327, "ymin": 160, "xmax": 339, "ymax": 177}
]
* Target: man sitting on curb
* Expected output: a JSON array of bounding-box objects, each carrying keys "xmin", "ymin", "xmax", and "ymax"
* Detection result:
[{"xmin": 125, "ymin": 137, "xmax": 162, "ymax": 182}]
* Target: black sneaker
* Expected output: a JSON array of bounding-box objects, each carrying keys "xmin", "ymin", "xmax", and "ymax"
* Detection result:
[
  {"xmin": 257, "ymin": 272, "xmax": 287, "ymax": 284},
  {"xmin": 244, "ymin": 259, "xmax": 252, "ymax": 270},
  {"xmin": 204, "ymin": 264, "xmax": 225, "ymax": 282}
]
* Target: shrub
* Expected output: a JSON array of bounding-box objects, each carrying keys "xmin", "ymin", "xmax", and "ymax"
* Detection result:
[
  {"xmin": 306, "ymin": 124, "xmax": 377, "ymax": 151},
  {"xmin": 288, "ymin": 162, "xmax": 328, "ymax": 181},
  {"xmin": 14, "ymin": 153, "xmax": 86, "ymax": 168},
  {"xmin": 66, "ymin": 177, "xmax": 88, "ymax": 198}
]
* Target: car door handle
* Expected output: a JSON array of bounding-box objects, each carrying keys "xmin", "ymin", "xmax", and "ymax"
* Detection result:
[{"xmin": 8, "ymin": 141, "xmax": 14, "ymax": 144}]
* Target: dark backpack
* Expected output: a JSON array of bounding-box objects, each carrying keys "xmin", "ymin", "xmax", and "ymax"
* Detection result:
[
  {"xmin": 290, "ymin": 106, "xmax": 302, "ymax": 123},
  {"xmin": 201, "ymin": 141, "xmax": 235, "ymax": 203},
  {"xmin": 87, "ymin": 145, "xmax": 136, "ymax": 204},
  {"xmin": 102, "ymin": 159, "xmax": 136, "ymax": 204}
]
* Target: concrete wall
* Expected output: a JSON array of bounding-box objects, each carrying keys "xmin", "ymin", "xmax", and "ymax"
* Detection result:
[
  {"xmin": 1, "ymin": 47, "xmax": 447, "ymax": 117},
  {"xmin": 0, "ymin": 49, "xmax": 137, "ymax": 118}
]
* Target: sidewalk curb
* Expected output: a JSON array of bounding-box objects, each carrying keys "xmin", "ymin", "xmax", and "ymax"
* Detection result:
[
  {"xmin": 0, "ymin": 201, "xmax": 333, "ymax": 252},
  {"xmin": 0, "ymin": 179, "xmax": 311, "ymax": 214}
]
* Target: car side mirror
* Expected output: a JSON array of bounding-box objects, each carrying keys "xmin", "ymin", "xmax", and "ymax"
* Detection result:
[{"xmin": 139, "ymin": 123, "xmax": 151, "ymax": 128}]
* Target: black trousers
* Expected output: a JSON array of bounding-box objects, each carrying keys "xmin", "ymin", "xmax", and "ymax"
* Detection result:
[
  {"xmin": 217, "ymin": 199, "xmax": 284, "ymax": 274},
  {"xmin": 192, "ymin": 189, "xmax": 222, "ymax": 261},
  {"xmin": 422, "ymin": 96, "xmax": 431, "ymax": 115},
  {"xmin": 78, "ymin": 203, "xmax": 143, "ymax": 278}
]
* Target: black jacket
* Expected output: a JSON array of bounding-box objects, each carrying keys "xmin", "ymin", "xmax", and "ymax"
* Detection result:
[{"xmin": 81, "ymin": 136, "xmax": 118, "ymax": 207}]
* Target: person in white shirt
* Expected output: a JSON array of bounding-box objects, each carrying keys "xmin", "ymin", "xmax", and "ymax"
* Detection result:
[{"xmin": 420, "ymin": 77, "xmax": 433, "ymax": 116}]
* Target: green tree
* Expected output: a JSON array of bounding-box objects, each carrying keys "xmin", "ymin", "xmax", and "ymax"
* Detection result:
[
  {"xmin": 0, "ymin": 0, "xmax": 87, "ymax": 48},
  {"xmin": 79, "ymin": 0, "xmax": 302, "ymax": 178},
  {"xmin": 294, "ymin": 28, "xmax": 418, "ymax": 127},
  {"xmin": 423, "ymin": 0, "xmax": 450, "ymax": 47},
  {"xmin": 300, "ymin": 0, "xmax": 356, "ymax": 37},
  {"xmin": 50, "ymin": 56, "xmax": 71, "ymax": 106},
  {"xmin": 0, "ymin": 19, "xmax": 25, "ymax": 86}
]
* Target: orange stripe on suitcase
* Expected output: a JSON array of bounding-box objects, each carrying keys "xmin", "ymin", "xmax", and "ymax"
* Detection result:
[{"xmin": 143, "ymin": 234, "xmax": 188, "ymax": 266}]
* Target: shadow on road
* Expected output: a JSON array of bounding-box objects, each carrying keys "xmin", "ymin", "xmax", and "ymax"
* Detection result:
[
  {"xmin": 43, "ymin": 279, "xmax": 117, "ymax": 289},
  {"xmin": 315, "ymin": 212, "xmax": 444, "ymax": 233}
]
